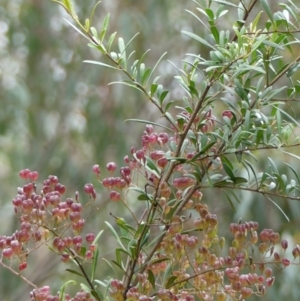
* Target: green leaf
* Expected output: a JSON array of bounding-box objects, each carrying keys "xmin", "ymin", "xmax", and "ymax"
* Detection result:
[
  {"xmin": 213, "ymin": 0, "xmax": 239, "ymax": 7},
  {"xmin": 234, "ymin": 78, "xmax": 249, "ymax": 101},
  {"xmin": 84, "ymin": 60, "xmax": 120, "ymax": 70},
  {"xmin": 276, "ymin": 108, "xmax": 282, "ymax": 136},
  {"xmin": 80, "ymin": 283, "xmax": 91, "ymax": 293},
  {"xmin": 115, "ymin": 248, "xmax": 125, "ymax": 265},
  {"xmin": 165, "ymin": 100, "xmax": 174, "ymax": 112},
  {"xmin": 165, "ymin": 275, "xmax": 178, "ymax": 288},
  {"xmin": 193, "ymin": 141, "xmax": 217, "ymax": 159},
  {"xmin": 128, "ymin": 239, "xmax": 138, "ymax": 259},
  {"xmin": 146, "ymin": 52, "xmax": 168, "ymax": 86},
  {"xmin": 205, "ymin": 8, "xmax": 214, "ymax": 19},
  {"xmin": 118, "ymin": 37, "xmax": 127, "ymax": 69},
  {"xmin": 108, "ymin": 81, "xmax": 144, "ymax": 93},
  {"xmin": 159, "ymin": 90, "xmax": 169, "ymax": 104},
  {"xmin": 182, "ymin": 31, "xmax": 216, "ymax": 50},
  {"xmin": 150, "ymin": 83, "xmax": 158, "ymax": 96},
  {"xmin": 224, "ymin": 192, "xmax": 236, "ymax": 212},
  {"xmin": 92, "ymin": 230, "xmax": 104, "ymax": 245},
  {"xmin": 111, "ymin": 260, "xmax": 126, "ymax": 272},
  {"xmin": 91, "ymin": 27, "xmax": 98, "ymax": 40},
  {"xmin": 221, "ymin": 155, "xmax": 234, "ymax": 170},
  {"xmin": 146, "ymin": 156, "xmax": 161, "ymax": 177},
  {"xmin": 262, "ymin": 39, "xmax": 284, "ymax": 50},
  {"xmin": 260, "ymin": 0, "xmax": 274, "ymax": 22},
  {"xmin": 223, "ymin": 162, "xmax": 235, "ymax": 183},
  {"xmin": 107, "ymin": 32, "xmax": 117, "ymax": 52},
  {"xmin": 90, "ymin": 1, "xmax": 102, "ymax": 26},
  {"xmin": 142, "ymin": 68, "xmax": 152, "ymax": 86},
  {"xmin": 244, "ymin": 110, "xmax": 251, "ymax": 131},
  {"xmin": 147, "ymin": 269, "xmax": 156, "ymax": 289},
  {"xmin": 234, "ymin": 177, "xmax": 248, "ymax": 185},
  {"xmin": 165, "ymin": 112, "xmax": 177, "ymax": 127},
  {"xmin": 284, "ymin": 162, "xmax": 300, "ymax": 185},
  {"xmin": 64, "ymin": 19, "xmax": 89, "ymax": 40},
  {"xmin": 102, "ymin": 258, "xmax": 118, "ymax": 277},
  {"xmin": 244, "ymin": 160, "xmax": 258, "ymax": 187},
  {"xmin": 287, "ymin": 62, "xmax": 300, "ymax": 77},
  {"xmin": 100, "ymin": 13, "xmax": 110, "ymax": 42},
  {"xmin": 135, "ymin": 222, "xmax": 147, "ymax": 239},
  {"xmin": 59, "ymin": 280, "xmax": 77, "ymax": 301},
  {"xmin": 228, "ymin": 190, "xmax": 241, "ymax": 204},
  {"xmin": 213, "ymin": 179, "xmax": 231, "ymax": 187},
  {"xmin": 91, "ymin": 246, "xmax": 99, "ymax": 282},
  {"xmin": 65, "ymin": 269, "xmax": 84, "ymax": 278},
  {"xmin": 105, "ymin": 221, "xmax": 126, "ymax": 250},
  {"xmin": 210, "ymin": 26, "xmax": 220, "ymax": 44},
  {"xmin": 116, "ymin": 218, "xmax": 136, "ymax": 235},
  {"xmin": 62, "ymin": 0, "xmax": 76, "ymax": 16},
  {"xmin": 273, "ymin": 105, "xmax": 300, "ymax": 128},
  {"xmin": 125, "ymin": 119, "xmax": 172, "ymax": 131},
  {"xmin": 268, "ymin": 157, "xmax": 279, "ymax": 173},
  {"xmin": 265, "ymin": 195, "xmax": 290, "ymax": 221},
  {"xmin": 251, "ymin": 11, "xmax": 263, "ymax": 30},
  {"xmin": 84, "ymin": 19, "xmax": 90, "ymax": 31},
  {"xmin": 91, "ymin": 290, "xmax": 103, "ymax": 301}
]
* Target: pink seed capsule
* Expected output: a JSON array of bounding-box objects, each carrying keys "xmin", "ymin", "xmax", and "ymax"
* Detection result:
[
  {"xmin": 2, "ymin": 247, "xmax": 13, "ymax": 258},
  {"xmin": 28, "ymin": 171, "xmax": 39, "ymax": 181},
  {"xmin": 110, "ymin": 191, "xmax": 121, "ymax": 201},
  {"xmin": 86, "ymin": 233, "xmax": 95, "ymax": 244},
  {"xmin": 281, "ymin": 258, "xmax": 290, "ymax": 267},
  {"xmin": 19, "ymin": 169, "xmax": 31, "ymax": 180},
  {"xmin": 281, "ymin": 239, "xmax": 288, "ymax": 250},
  {"xmin": 92, "ymin": 164, "xmax": 100, "ymax": 175},
  {"xmin": 19, "ymin": 262, "xmax": 27, "ymax": 270},
  {"xmin": 145, "ymin": 124, "xmax": 154, "ymax": 134},
  {"xmin": 106, "ymin": 162, "xmax": 117, "ymax": 173},
  {"xmin": 84, "ymin": 183, "xmax": 94, "ymax": 194}
]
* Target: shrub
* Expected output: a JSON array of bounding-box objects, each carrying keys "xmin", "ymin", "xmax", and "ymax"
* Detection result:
[{"xmin": 1, "ymin": 0, "xmax": 300, "ymax": 300}]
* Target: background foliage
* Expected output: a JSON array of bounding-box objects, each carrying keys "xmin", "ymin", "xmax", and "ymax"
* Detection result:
[{"xmin": 1, "ymin": 0, "xmax": 300, "ymax": 300}]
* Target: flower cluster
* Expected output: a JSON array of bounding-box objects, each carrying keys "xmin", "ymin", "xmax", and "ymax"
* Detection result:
[
  {"xmin": 0, "ymin": 169, "xmax": 98, "ymax": 272},
  {"xmin": 108, "ymin": 216, "xmax": 296, "ymax": 301},
  {"xmin": 2, "ymin": 120, "xmax": 300, "ymax": 301},
  {"xmin": 30, "ymin": 286, "xmax": 97, "ymax": 301}
]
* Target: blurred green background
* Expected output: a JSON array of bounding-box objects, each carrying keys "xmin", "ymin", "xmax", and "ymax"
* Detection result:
[{"xmin": 1, "ymin": 0, "xmax": 300, "ymax": 300}]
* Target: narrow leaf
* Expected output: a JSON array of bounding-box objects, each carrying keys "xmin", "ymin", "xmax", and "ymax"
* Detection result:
[
  {"xmin": 64, "ymin": 19, "xmax": 89, "ymax": 40},
  {"xmin": 260, "ymin": 0, "xmax": 274, "ymax": 22},
  {"xmin": 265, "ymin": 195, "xmax": 290, "ymax": 221},
  {"xmin": 146, "ymin": 52, "xmax": 168, "ymax": 86},
  {"xmin": 59, "ymin": 280, "xmax": 77, "ymax": 301},
  {"xmin": 65, "ymin": 269, "xmax": 84, "ymax": 278},
  {"xmin": 125, "ymin": 119, "xmax": 172, "ymax": 131},
  {"xmin": 84, "ymin": 60, "xmax": 120, "ymax": 70},
  {"xmin": 147, "ymin": 269, "xmax": 156, "ymax": 289},
  {"xmin": 105, "ymin": 221, "xmax": 126, "ymax": 250},
  {"xmin": 91, "ymin": 246, "xmax": 99, "ymax": 281},
  {"xmin": 182, "ymin": 31, "xmax": 216, "ymax": 50}
]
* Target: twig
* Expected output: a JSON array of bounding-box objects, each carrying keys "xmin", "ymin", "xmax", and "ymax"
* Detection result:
[{"xmin": 0, "ymin": 260, "xmax": 38, "ymax": 289}]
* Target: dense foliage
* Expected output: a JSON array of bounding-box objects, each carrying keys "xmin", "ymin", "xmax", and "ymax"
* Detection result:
[{"xmin": 1, "ymin": 0, "xmax": 300, "ymax": 300}]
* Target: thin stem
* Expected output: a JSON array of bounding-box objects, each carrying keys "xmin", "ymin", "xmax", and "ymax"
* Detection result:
[
  {"xmin": 231, "ymin": 0, "xmax": 259, "ymax": 42},
  {"xmin": 69, "ymin": 249, "xmax": 100, "ymax": 299},
  {"xmin": 131, "ymin": 183, "xmax": 200, "ymax": 285},
  {"xmin": 0, "ymin": 260, "xmax": 38, "ymax": 289},
  {"xmin": 201, "ymin": 142, "xmax": 300, "ymax": 159},
  {"xmin": 44, "ymin": 227, "xmax": 100, "ymax": 300},
  {"xmin": 201, "ymin": 185, "xmax": 300, "ymax": 201}
]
